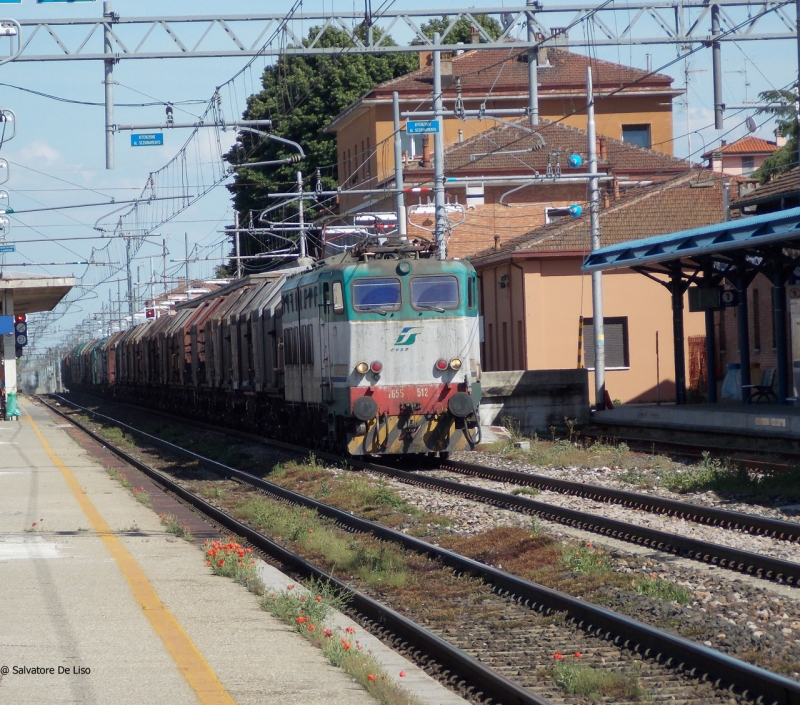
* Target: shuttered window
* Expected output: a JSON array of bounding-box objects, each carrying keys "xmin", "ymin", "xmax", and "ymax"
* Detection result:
[{"xmin": 582, "ymin": 317, "xmax": 630, "ymax": 369}]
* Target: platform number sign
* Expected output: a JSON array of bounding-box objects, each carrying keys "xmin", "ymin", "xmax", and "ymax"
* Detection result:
[
  {"xmin": 14, "ymin": 313, "xmax": 26, "ymax": 347},
  {"xmin": 720, "ymin": 290, "xmax": 739, "ymax": 308}
]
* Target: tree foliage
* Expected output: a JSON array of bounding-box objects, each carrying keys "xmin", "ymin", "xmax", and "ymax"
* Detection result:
[
  {"xmin": 413, "ymin": 14, "xmax": 502, "ymax": 44},
  {"xmin": 753, "ymin": 89, "xmax": 797, "ymax": 184}
]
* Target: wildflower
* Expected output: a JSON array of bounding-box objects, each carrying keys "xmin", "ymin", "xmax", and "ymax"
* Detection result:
[
  {"xmin": 308, "ymin": 529, "xmax": 314, "ymax": 533},
  {"xmin": 367, "ymin": 675, "xmax": 376, "ymax": 682},
  {"xmin": 651, "ymin": 572, "xmax": 658, "ymax": 579},
  {"xmin": 344, "ymin": 626, "xmax": 356, "ymax": 634},
  {"xmin": 553, "ymin": 653, "xmax": 563, "ymax": 660},
  {"xmin": 217, "ymin": 559, "xmax": 224, "ymax": 567},
  {"xmin": 316, "ymin": 595, "xmax": 322, "ymax": 602},
  {"xmin": 31, "ymin": 522, "xmax": 36, "ymax": 527},
  {"xmin": 299, "ymin": 596, "xmax": 307, "ymax": 603},
  {"xmin": 246, "ymin": 548, "xmax": 252, "ymax": 553},
  {"xmin": 287, "ymin": 584, "xmax": 295, "ymax": 590},
  {"xmin": 296, "ymin": 616, "xmax": 309, "ymax": 624},
  {"xmin": 323, "ymin": 628, "xmax": 333, "ymax": 638},
  {"xmin": 399, "ymin": 671, "xmax": 406, "ymax": 677},
  {"xmin": 307, "ymin": 625, "xmax": 315, "ymax": 632},
  {"xmin": 342, "ymin": 641, "xmax": 352, "ymax": 650},
  {"xmin": 574, "ymin": 652, "xmax": 582, "ymax": 658},
  {"xmin": 205, "ymin": 561, "xmax": 211, "ymax": 567},
  {"xmin": 585, "ymin": 542, "xmax": 592, "ymax": 548},
  {"xmin": 158, "ymin": 514, "xmax": 163, "ymax": 519}
]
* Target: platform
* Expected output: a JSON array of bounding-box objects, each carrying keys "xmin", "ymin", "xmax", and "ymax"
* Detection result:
[
  {"xmin": 0, "ymin": 399, "xmax": 461, "ymax": 705},
  {"xmin": 594, "ymin": 402, "xmax": 800, "ymax": 442}
]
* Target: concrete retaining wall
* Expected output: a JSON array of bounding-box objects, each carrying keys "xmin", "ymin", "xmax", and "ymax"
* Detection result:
[{"xmin": 480, "ymin": 369, "xmax": 590, "ymax": 434}]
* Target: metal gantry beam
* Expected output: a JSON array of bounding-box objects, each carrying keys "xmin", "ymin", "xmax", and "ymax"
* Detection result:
[{"xmin": 9, "ymin": 1, "xmax": 797, "ymax": 62}]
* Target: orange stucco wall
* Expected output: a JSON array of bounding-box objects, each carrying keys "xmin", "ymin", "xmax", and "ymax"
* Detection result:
[{"xmin": 478, "ymin": 257, "xmax": 705, "ymax": 403}]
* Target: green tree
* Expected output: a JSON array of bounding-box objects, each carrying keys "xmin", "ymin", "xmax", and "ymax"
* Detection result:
[
  {"xmin": 225, "ymin": 26, "xmax": 416, "ymax": 272},
  {"xmin": 414, "ymin": 14, "xmax": 502, "ymax": 44},
  {"xmin": 754, "ymin": 89, "xmax": 797, "ymax": 184}
]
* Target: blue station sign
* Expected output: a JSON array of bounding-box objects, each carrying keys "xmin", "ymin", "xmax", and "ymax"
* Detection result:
[
  {"xmin": 0, "ymin": 244, "xmax": 15, "ymax": 253},
  {"xmin": 131, "ymin": 133, "xmax": 164, "ymax": 147},
  {"xmin": 406, "ymin": 120, "xmax": 440, "ymax": 135}
]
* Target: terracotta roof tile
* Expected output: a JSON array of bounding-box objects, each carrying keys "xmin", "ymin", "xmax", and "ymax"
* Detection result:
[
  {"xmin": 702, "ymin": 136, "xmax": 779, "ymax": 158},
  {"xmin": 469, "ymin": 172, "xmax": 725, "ymax": 263},
  {"xmin": 730, "ymin": 167, "xmax": 799, "ymax": 208}
]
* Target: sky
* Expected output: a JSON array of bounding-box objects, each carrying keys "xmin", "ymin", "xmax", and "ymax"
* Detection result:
[{"xmin": 0, "ymin": 0, "xmax": 792, "ymax": 356}]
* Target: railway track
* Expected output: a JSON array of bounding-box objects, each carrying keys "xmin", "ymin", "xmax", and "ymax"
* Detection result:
[
  {"xmin": 50, "ymin": 392, "xmax": 800, "ymax": 585},
  {"xmin": 38, "ymin": 394, "xmax": 800, "ymax": 705}
]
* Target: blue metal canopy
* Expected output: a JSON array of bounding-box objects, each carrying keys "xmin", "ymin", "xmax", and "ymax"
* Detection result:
[{"xmin": 581, "ymin": 206, "xmax": 800, "ymax": 272}]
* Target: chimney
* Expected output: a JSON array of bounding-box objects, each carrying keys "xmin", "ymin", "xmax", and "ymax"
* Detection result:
[
  {"xmin": 470, "ymin": 26, "xmax": 480, "ymax": 44},
  {"xmin": 441, "ymin": 51, "xmax": 453, "ymax": 77},
  {"xmin": 603, "ymin": 193, "xmax": 610, "ymax": 208},
  {"xmin": 720, "ymin": 139, "xmax": 727, "ymax": 147},
  {"xmin": 422, "ymin": 134, "xmax": 431, "ymax": 168},
  {"xmin": 775, "ymin": 128, "xmax": 787, "ymax": 148},
  {"xmin": 613, "ymin": 177, "xmax": 620, "ymax": 200},
  {"xmin": 419, "ymin": 51, "xmax": 432, "ymax": 70},
  {"xmin": 598, "ymin": 136, "xmax": 607, "ymax": 160}
]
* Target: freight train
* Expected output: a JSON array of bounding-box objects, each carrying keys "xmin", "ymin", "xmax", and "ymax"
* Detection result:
[{"xmin": 63, "ymin": 236, "xmax": 482, "ymax": 456}]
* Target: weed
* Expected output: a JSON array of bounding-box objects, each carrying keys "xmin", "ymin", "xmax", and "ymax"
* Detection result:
[
  {"xmin": 530, "ymin": 516, "xmax": 546, "ymax": 537},
  {"xmin": 501, "ymin": 415, "xmax": 525, "ymax": 442},
  {"xmin": 132, "ymin": 486, "xmax": 152, "ymax": 508},
  {"xmin": 510, "ymin": 487, "xmax": 540, "ymax": 498},
  {"xmin": 552, "ymin": 659, "xmax": 648, "ymax": 701},
  {"xmin": 204, "ymin": 536, "xmax": 263, "ymax": 595},
  {"xmin": 160, "ymin": 513, "xmax": 195, "ymax": 542},
  {"xmin": 559, "ymin": 543, "xmax": 613, "ymax": 576},
  {"xmin": 120, "ymin": 522, "xmax": 140, "ymax": 533},
  {"xmin": 199, "ymin": 486, "xmax": 228, "ymax": 501},
  {"xmin": 631, "ymin": 575, "xmax": 691, "ymax": 604}
]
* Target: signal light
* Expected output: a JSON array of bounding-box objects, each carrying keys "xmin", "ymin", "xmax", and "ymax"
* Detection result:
[
  {"xmin": 370, "ymin": 360, "xmax": 383, "ymax": 373},
  {"xmin": 145, "ymin": 308, "xmax": 155, "ymax": 319},
  {"xmin": 13, "ymin": 314, "xmax": 25, "ymax": 323},
  {"xmin": 435, "ymin": 358, "xmax": 448, "ymax": 371}
]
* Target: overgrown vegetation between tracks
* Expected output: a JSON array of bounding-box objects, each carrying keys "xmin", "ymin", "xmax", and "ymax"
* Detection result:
[{"xmin": 547, "ymin": 657, "xmax": 648, "ymax": 701}]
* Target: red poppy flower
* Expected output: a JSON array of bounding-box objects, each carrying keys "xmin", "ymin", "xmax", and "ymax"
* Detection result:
[
  {"xmin": 308, "ymin": 625, "xmax": 315, "ymax": 632},
  {"xmin": 323, "ymin": 628, "xmax": 333, "ymax": 638},
  {"xmin": 343, "ymin": 642, "xmax": 351, "ymax": 650},
  {"xmin": 554, "ymin": 653, "xmax": 563, "ymax": 660},
  {"xmin": 217, "ymin": 559, "xmax": 224, "ymax": 567},
  {"xmin": 287, "ymin": 584, "xmax": 295, "ymax": 590},
  {"xmin": 399, "ymin": 671, "xmax": 406, "ymax": 678},
  {"xmin": 205, "ymin": 561, "xmax": 211, "ymax": 567},
  {"xmin": 367, "ymin": 675, "xmax": 376, "ymax": 682},
  {"xmin": 296, "ymin": 616, "xmax": 309, "ymax": 624},
  {"xmin": 574, "ymin": 652, "xmax": 582, "ymax": 658},
  {"xmin": 316, "ymin": 595, "xmax": 322, "ymax": 602}
]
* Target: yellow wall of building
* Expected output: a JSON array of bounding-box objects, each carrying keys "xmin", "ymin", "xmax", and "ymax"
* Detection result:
[{"xmin": 478, "ymin": 257, "xmax": 705, "ymax": 403}]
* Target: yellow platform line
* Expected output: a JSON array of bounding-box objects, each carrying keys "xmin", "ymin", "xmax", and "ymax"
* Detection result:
[{"xmin": 25, "ymin": 410, "xmax": 236, "ymax": 705}]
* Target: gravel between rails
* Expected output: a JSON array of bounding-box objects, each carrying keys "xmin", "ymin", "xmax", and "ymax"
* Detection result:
[{"xmin": 48, "ymin": 398, "xmax": 762, "ymax": 704}]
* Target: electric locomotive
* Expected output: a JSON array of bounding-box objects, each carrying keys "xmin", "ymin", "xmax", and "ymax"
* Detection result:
[{"xmin": 63, "ymin": 236, "xmax": 482, "ymax": 457}]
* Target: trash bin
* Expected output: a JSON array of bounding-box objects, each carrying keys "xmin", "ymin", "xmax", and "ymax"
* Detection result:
[{"xmin": 721, "ymin": 363, "xmax": 741, "ymax": 400}]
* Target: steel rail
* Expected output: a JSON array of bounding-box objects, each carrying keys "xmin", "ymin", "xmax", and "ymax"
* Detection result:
[
  {"xmin": 437, "ymin": 458, "xmax": 800, "ymax": 541},
  {"xmin": 50, "ymin": 392, "xmax": 800, "ymax": 583},
  {"xmin": 39, "ymin": 395, "xmax": 800, "ymax": 705},
  {"xmin": 37, "ymin": 396, "xmax": 547, "ymax": 705}
]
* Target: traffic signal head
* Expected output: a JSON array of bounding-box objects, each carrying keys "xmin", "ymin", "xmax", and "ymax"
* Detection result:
[
  {"xmin": 14, "ymin": 314, "xmax": 26, "ymax": 323},
  {"xmin": 145, "ymin": 308, "xmax": 155, "ymax": 319}
]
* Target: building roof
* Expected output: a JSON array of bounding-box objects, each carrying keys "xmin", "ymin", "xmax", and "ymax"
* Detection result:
[
  {"xmin": 327, "ymin": 46, "xmax": 678, "ymax": 132},
  {"xmin": 469, "ymin": 172, "xmax": 725, "ymax": 266},
  {"xmin": 427, "ymin": 117, "xmax": 689, "ymax": 179},
  {"xmin": 582, "ymin": 205, "xmax": 800, "ymax": 273},
  {"xmin": 702, "ymin": 136, "xmax": 779, "ymax": 159},
  {"xmin": 731, "ymin": 168, "xmax": 799, "ymax": 209}
]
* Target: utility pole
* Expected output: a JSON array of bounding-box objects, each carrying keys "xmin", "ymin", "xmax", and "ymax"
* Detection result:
[
  {"xmin": 162, "ymin": 238, "xmax": 167, "ymax": 297},
  {"xmin": 432, "ymin": 33, "xmax": 446, "ymax": 260},
  {"xmin": 587, "ymin": 67, "xmax": 605, "ymax": 410},
  {"xmin": 184, "ymin": 232, "xmax": 190, "ymax": 288},
  {"xmin": 234, "ymin": 211, "xmax": 242, "ymax": 279},
  {"xmin": 125, "ymin": 234, "xmax": 133, "ymax": 319},
  {"xmin": 392, "ymin": 91, "xmax": 407, "ymax": 237},
  {"xmin": 103, "ymin": 1, "xmax": 116, "ymax": 169},
  {"xmin": 297, "ymin": 171, "xmax": 308, "ymax": 260},
  {"xmin": 526, "ymin": 0, "xmax": 539, "ymax": 126},
  {"xmin": 711, "ymin": 4, "xmax": 723, "ymax": 130}
]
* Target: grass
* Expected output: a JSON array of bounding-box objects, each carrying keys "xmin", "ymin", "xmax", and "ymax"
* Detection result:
[
  {"xmin": 551, "ymin": 659, "xmax": 648, "ymax": 701},
  {"xmin": 559, "ymin": 543, "xmax": 614, "ymax": 576},
  {"xmin": 132, "ymin": 486, "xmax": 152, "ymax": 508},
  {"xmin": 510, "ymin": 487, "xmax": 540, "ymax": 497},
  {"xmin": 631, "ymin": 575, "xmax": 691, "ymax": 604},
  {"xmin": 160, "ymin": 513, "xmax": 195, "ymax": 542},
  {"xmin": 261, "ymin": 581, "xmax": 423, "ymax": 705}
]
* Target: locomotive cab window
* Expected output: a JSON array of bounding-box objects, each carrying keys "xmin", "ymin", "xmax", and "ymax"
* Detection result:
[
  {"xmin": 411, "ymin": 275, "xmax": 459, "ymax": 311},
  {"xmin": 352, "ymin": 278, "xmax": 401, "ymax": 312},
  {"xmin": 332, "ymin": 282, "xmax": 344, "ymax": 314}
]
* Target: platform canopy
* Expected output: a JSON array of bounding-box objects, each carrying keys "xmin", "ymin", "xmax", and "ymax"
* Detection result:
[
  {"xmin": 0, "ymin": 272, "xmax": 75, "ymax": 314},
  {"xmin": 581, "ymin": 206, "xmax": 800, "ymax": 274}
]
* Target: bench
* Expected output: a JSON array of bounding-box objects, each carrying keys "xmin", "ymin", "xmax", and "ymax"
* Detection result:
[{"xmin": 743, "ymin": 368, "xmax": 778, "ymax": 404}]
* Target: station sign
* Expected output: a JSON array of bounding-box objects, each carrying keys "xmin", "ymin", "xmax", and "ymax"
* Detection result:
[
  {"xmin": 720, "ymin": 289, "xmax": 739, "ymax": 307},
  {"xmin": 0, "ymin": 244, "xmax": 15, "ymax": 253},
  {"xmin": 406, "ymin": 120, "xmax": 440, "ymax": 134},
  {"xmin": 688, "ymin": 286, "xmax": 720, "ymax": 312},
  {"xmin": 131, "ymin": 133, "xmax": 164, "ymax": 147}
]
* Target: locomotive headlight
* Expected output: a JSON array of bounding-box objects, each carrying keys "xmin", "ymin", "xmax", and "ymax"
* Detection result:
[
  {"xmin": 356, "ymin": 361, "xmax": 369, "ymax": 374},
  {"xmin": 435, "ymin": 358, "xmax": 448, "ymax": 371},
  {"xmin": 449, "ymin": 358, "xmax": 462, "ymax": 371}
]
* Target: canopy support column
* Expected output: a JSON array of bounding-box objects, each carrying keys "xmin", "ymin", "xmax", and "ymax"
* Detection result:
[
  {"xmin": 703, "ymin": 269, "xmax": 718, "ymax": 403},
  {"xmin": 671, "ymin": 266, "xmax": 687, "ymax": 405},
  {"xmin": 773, "ymin": 269, "xmax": 789, "ymax": 403},
  {"xmin": 736, "ymin": 263, "xmax": 751, "ymax": 402}
]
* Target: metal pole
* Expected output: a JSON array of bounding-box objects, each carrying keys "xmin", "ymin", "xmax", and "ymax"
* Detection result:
[
  {"xmin": 234, "ymin": 211, "xmax": 242, "ymax": 278},
  {"xmin": 184, "ymin": 232, "xmax": 190, "ymax": 287},
  {"xmin": 711, "ymin": 4, "xmax": 724, "ymax": 130},
  {"xmin": 704, "ymin": 306, "xmax": 718, "ymax": 403},
  {"xmin": 103, "ymin": 1, "xmax": 115, "ymax": 169},
  {"xmin": 796, "ymin": 0, "xmax": 800, "ymax": 179},
  {"xmin": 774, "ymin": 270, "xmax": 789, "ymax": 404},
  {"xmin": 297, "ymin": 170, "xmax": 307, "ymax": 259},
  {"xmin": 736, "ymin": 264, "xmax": 751, "ymax": 402},
  {"xmin": 587, "ymin": 67, "xmax": 605, "ymax": 410},
  {"xmin": 433, "ymin": 32, "xmax": 446, "ymax": 260},
  {"xmin": 125, "ymin": 235, "xmax": 133, "ymax": 320},
  {"xmin": 671, "ymin": 267, "xmax": 687, "ymax": 405},
  {"xmin": 162, "ymin": 238, "xmax": 167, "ymax": 296},
  {"xmin": 526, "ymin": 0, "xmax": 539, "ymax": 126},
  {"xmin": 392, "ymin": 91, "xmax": 407, "ymax": 237}
]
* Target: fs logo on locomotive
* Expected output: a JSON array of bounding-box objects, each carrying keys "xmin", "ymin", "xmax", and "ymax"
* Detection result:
[{"xmin": 392, "ymin": 326, "xmax": 422, "ymax": 349}]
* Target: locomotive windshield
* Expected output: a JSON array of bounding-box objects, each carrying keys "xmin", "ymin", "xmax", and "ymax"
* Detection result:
[
  {"xmin": 411, "ymin": 276, "xmax": 460, "ymax": 311},
  {"xmin": 352, "ymin": 278, "xmax": 402, "ymax": 311}
]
